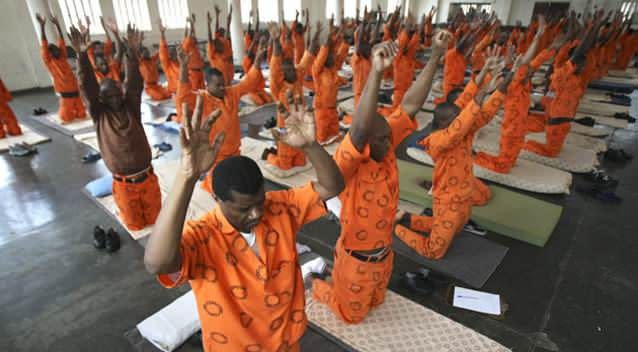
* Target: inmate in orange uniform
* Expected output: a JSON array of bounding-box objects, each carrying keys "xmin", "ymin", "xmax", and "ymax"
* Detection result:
[
  {"xmin": 139, "ymin": 53, "xmax": 172, "ymax": 101},
  {"xmin": 182, "ymin": 36, "xmax": 205, "ymax": 90},
  {"xmin": 613, "ymin": 32, "xmax": 638, "ymax": 69},
  {"xmin": 93, "ymin": 56, "xmax": 121, "ymax": 83},
  {"xmin": 525, "ymin": 60, "xmax": 584, "ymax": 157},
  {"xmin": 207, "ymin": 35, "xmax": 234, "ymax": 85},
  {"xmin": 392, "ymin": 31, "xmax": 417, "ymax": 107},
  {"xmin": 176, "ymin": 68, "xmax": 263, "ymax": 193},
  {"xmin": 159, "ymin": 38, "xmax": 180, "ymax": 94},
  {"xmin": 442, "ymin": 48, "xmax": 467, "ymax": 100},
  {"xmin": 158, "ymin": 183, "xmax": 326, "ymax": 352},
  {"xmin": 313, "ymin": 108, "xmax": 417, "ymax": 323},
  {"xmin": 0, "ymin": 78, "xmax": 22, "ymax": 138},
  {"xmin": 312, "ymin": 45, "xmax": 341, "ymax": 144},
  {"xmin": 397, "ymin": 91, "xmax": 505, "ymax": 259},
  {"xmin": 267, "ymin": 51, "xmax": 315, "ymax": 171},
  {"xmin": 241, "ymin": 50, "xmax": 273, "ymax": 106},
  {"xmin": 342, "ymin": 52, "xmax": 372, "ymax": 126},
  {"xmin": 474, "ymin": 47, "xmax": 556, "ymax": 173},
  {"xmin": 41, "ymin": 39, "xmax": 87, "ymax": 123}
]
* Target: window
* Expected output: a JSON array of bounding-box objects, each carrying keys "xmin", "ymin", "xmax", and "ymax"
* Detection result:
[
  {"xmin": 326, "ymin": 0, "xmax": 337, "ymax": 19},
  {"xmin": 57, "ymin": 0, "xmax": 104, "ymax": 34},
  {"xmin": 404, "ymin": 0, "xmax": 410, "ymax": 16},
  {"xmin": 621, "ymin": 1, "xmax": 636, "ymax": 20},
  {"xmin": 258, "ymin": 0, "xmax": 279, "ymax": 22},
  {"xmin": 344, "ymin": 0, "xmax": 357, "ymax": 19},
  {"xmin": 240, "ymin": 0, "xmax": 252, "ymax": 24},
  {"xmin": 112, "ymin": 0, "xmax": 152, "ymax": 31},
  {"xmin": 158, "ymin": 0, "xmax": 189, "ymax": 29},
  {"xmin": 282, "ymin": 0, "xmax": 302, "ymax": 22}
]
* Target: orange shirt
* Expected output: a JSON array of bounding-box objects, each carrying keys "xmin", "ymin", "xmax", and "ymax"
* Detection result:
[
  {"xmin": 41, "ymin": 39, "xmax": 79, "ymax": 93},
  {"xmin": 158, "ymin": 183, "xmax": 327, "ymax": 352},
  {"xmin": 139, "ymin": 54, "xmax": 161, "ymax": 84},
  {"xmin": 159, "ymin": 39, "xmax": 180, "ymax": 93},
  {"xmin": 182, "ymin": 36, "xmax": 204, "ymax": 70},
  {"xmin": 333, "ymin": 41, "xmax": 350, "ymax": 72},
  {"xmin": 548, "ymin": 60, "xmax": 584, "ymax": 118},
  {"xmin": 94, "ymin": 61, "xmax": 121, "ymax": 83},
  {"xmin": 443, "ymin": 48, "xmax": 466, "ymax": 97},
  {"xmin": 312, "ymin": 46, "xmax": 339, "ymax": 109},
  {"xmin": 175, "ymin": 67, "xmax": 262, "ymax": 156},
  {"xmin": 88, "ymin": 39, "xmax": 113, "ymax": 68},
  {"xmin": 394, "ymin": 31, "xmax": 416, "ymax": 91},
  {"xmin": 335, "ymin": 108, "xmax": 417, "ymax": 250},
  {"xmin": 270, "ymin": 51, "xmax": 314, "ymax": 103},
  {"xmin": 0, "ymin": 78, "xmax": 12, "ymax": 102},
  {"xmin": 554, "ymin": 40, "xmax": 579, "ymax": 69},
  {"xmin": 420, "ymin": 91, "xmax": 504, "ymax": 203},
  {"xmin": 207, "ymin": 41, "xmax": 232, "ymax": 84},
  {"xmin": 351, "ymin": 53, "xmax": 371, "ymax": 106}
]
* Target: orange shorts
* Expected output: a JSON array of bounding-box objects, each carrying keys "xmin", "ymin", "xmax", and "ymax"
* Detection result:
[{"xmin": 112, "ymin": 169, "xmax": 161, "ymax": 231}]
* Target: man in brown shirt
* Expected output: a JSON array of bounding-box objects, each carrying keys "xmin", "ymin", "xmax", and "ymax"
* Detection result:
[{"xmin": 71, "ymin": 24, "xmax": 161, "ymax": 231}]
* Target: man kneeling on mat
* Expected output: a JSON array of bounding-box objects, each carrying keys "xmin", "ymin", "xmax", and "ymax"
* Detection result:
[
  {"xmin": 145, "ymin": 94, "xmax": 344, "ymax": 351},
  {"xmin": 313, "ymin": 32, "xmax": 451, "ymax": 324},
  {"xmin": 394, "ymin": 60, "xmax": 515, "ymax": 260},
  {"xmin": 73, "ymin": 25, "xmax": 161, "ymax": 231}
]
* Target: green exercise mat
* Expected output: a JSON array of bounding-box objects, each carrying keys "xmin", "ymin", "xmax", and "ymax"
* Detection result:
[{"xmin": 397, "ymin": 159, "xmax": 563, "ymax": 247}]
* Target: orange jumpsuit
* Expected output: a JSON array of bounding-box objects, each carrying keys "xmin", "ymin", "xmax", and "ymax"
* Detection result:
[
  {"xmin": 159, "ymin": 38, "xmax": 180, "ymax": 94},
  {"xmin": 182, "ymin": 36, "xmax": 205, "ymax": 90},
  {"xmin": 87, "ymin": 39, "xmax": 113, "ymax": 69},
  {"xmin": 176, "ymin": 67, "xmax": 262, "ymax": 193},
  {"xmin": 267, "ymin": 51, "xmax": 315, "ymax": 170},
  {"xmin": 41, "ymin": 39, "xmax": 87, "ymax": 123},
  {"xmin": 158, "ymin": 183, "xmax": 326, "ymax": 352},
  {"xmin": 312, "ymin": 46, "xmax": 341, "ymax": 144},
  {"xmin": 342, "ymin": 52, "xmax": 371, "ymax": 126},
  {"xmin": 139, "ymin": 54, "xmax": 172, "ymax": 101},
  {"xmin": 442, "ymin": 48, "xmax": 467, "ymax": 101},
  {"xmin": 94, "ymin": 61, "xmax": 121, "ymax": 83},
  {"xmin": 313, "ymin": 108, "xmax": 417, "ymax": 323},
  {"xmin": 0, "ymin": 78, "xmax": 22, "ymax": 138},
  {"xmin": 613, "ymin": 33, "xmax": 638, "ymax": 69},
  {"xmin": 525, "ymin": 60, "xmax": 584, "ymax": 157},
  {"xmin": 474, "ymin": 48, "xmax": 556, "ymax": 173},
  {"xmin": 241, "ymin": 55, "xmax": 272, "ymax": 106},
  {"xmin": 207, "ymin": 37, "xmax": 234, "ymax": 85},
  {"xmin": 392, "ymin": 31, "xmax": 417, "ymax": 108},
  {"xmin": 396, "ymin": 90, "xmax": 505, "ymax": 259}
]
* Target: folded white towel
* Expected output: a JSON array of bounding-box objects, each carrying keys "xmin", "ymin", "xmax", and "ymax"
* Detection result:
[
  {"xmin": 301, "ymin": 257, "xmax": 327, "ymax": 279},
  {"xmin": 137, "ymin": 291, "xmax": 200, "ymax": 352}
]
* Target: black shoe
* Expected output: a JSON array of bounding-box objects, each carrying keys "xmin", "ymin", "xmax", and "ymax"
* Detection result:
[
  {"xmin": 261, "ymin": 147, "xmax": 277, "ymax": 160},
  {"xmin": 420, "ymin": 208, "xmax": 433, "ymax": 217},
  {"xmin": 575, "ymin": 116, "xmax": 596, "ymax": 127},
  {"xmin": 93, "ymin": 226, "xmax": 106, "ymax": 249},
  {"xmin": 105, "ymin": 228, "xmax": 121, "ymax": 253},
  {"xmin": 82, "ymin": 151, "xmax": 101, "ymax": 163},
  {"xmin": 264, "ymin": 116, "xmax": 277, "ymax": 129},
  {"xmin": 584, "ymin": 168, "xmax": 619, "ymax": 189},
  {"xmin": 396, "ymin": 212, "xmax": 412, "ymax": 227},
  {"xmin": 604, "ymin": 148, "xmax": 632, "ymax": 164},
  {"xmin": 33, "ymin": 107, "xmax": 48, "ymax": 116},
  {"xmin": 464, "ymin": 220, "xmax": 487, "ymax": 236},
  {"xmin": 403, "ymin": 271, "xmax": 434, "ymax": 296}
]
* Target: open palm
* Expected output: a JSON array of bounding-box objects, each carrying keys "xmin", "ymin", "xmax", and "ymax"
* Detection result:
[{"xmin": 273, "ymin": 95, "xmax": 315, "ymax": 149}]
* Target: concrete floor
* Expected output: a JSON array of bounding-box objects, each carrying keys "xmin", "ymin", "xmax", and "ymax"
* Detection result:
[{"xmin": 1, "ymin": 88, "xmax": 637, "ymax": 352}]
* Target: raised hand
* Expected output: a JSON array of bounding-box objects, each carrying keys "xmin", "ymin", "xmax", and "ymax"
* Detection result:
[
  {"xmin": 125, "ymin": 24, "xmax": 143, "ymax": 57},
  {"xmin": 36, "ymin": 13, "xmax": 46, "ymax": 26},
  {"xmin": 214, "ymin": 5, "xmax": 221, "ymax": 16},
  {"xmin": 50, "ymin": 15, "xmax": 60, "ymax": 27},
  {"xmin": 536, "ymin": 14, "xmax": 547, "ymax": 37},
  {"xmin": 158, "ymin": 19, "xmax": 167, "ymax": 33},
  {"xmin": 105, "ymin": 18, "xmax": 119, "ymax": 34},
  {"xmin": 371, "ymin": 41, "xmax": 398, "ymax": 73},
  {"xmin": 431, "ymin": 30, "xmax": 452, "ymax": 56},
  {"xmin": 176, "ymin": 45, "xmax": 191, "ymax": 67},
  {"xmin": 179, "ymin": 95, "xmax": 225, "ymax": 179},
  {"xmin": 68, "ymin": 25, "xmax": 89, "ymax": 52},
  {"xmin": 273, "ymin": 94, "xmax": 315, "ymax": 149}
]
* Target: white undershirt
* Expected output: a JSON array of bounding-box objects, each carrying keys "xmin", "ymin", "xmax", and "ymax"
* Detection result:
[{"xmin": 240, "ymin": 231, "xmax": 259, "ymax": 256}]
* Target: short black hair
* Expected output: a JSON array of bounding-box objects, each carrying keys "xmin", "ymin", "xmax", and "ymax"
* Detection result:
[
  {"xmin": 212, "ymin": 156, "xmax": 264, "ymax": 201},
  {"xmin": 205, "ymin": 67, "xmax": 224, "ymax": 79},
  {"xmin": 432, "ymin": 102, "xmax": 461, "ymax": 130},
  {"xmin": 446, "ymin": 87, "xmax": 464, "ymax": 104}
]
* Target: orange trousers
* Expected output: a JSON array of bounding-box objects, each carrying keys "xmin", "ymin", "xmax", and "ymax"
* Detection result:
[
  {"xmin": 189, "ymin": 69, "xmax": 204, "ymax": 90},
  {"xmin": 145, "ymin": 84, "xmax": 172, "ymax": 101},
  {"xmin": 526, "ymin": 112, "xmax": 546, "ymax": 133},
  {"xmin": 524, "ymin": 122, "xmax": 571, "ymax": 157},
  {"xmin": 312, "ymin": 238, "xmax": 393, "ymax": 324},
  {"xmin": 394, "ymin": 197, "xmax": 473, "ymax": 260},
  {"xmin": 112, "ymin": 170, "xmax": 161, "ymax": 231},
  {"xmin": 474, "ymin": 134, "xmax": 525, "ymax": 174},
  {"xmin": 314, "ymin": 108, "xmax": 340, "ymax": 144},
  {"xmin": 0, "ymin": 101, "xmax": 22, "ymax": 138},
  {"xmin": 58, "ymin": 96, "xmax": 86, "ymax": 123},
  {"xmin": 201, "ymin": 151, "xmax": 239, "ymax": 194},
  {"xmin": 248, "ymin": 90, "xmax": 273, "ymax": 106}
]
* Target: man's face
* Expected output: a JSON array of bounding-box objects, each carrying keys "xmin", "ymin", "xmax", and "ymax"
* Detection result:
[
  {"xmin": 140, "ymin": 46, "xmax": 151, "ymax": 59},
  {"xmin": 99, "ymin": 79, "xmax": 123, "ymax": 111},
  {"xmin": 168, "ymin": 47, "xmax": 178, "ymax": 61},
  {"xmin": 48, "ymin": 44, "xmax": 61, "ymax": 59},
  {"xmin": 95, "ymin": 56, "xmax": 109, "ymax": 74},
  {"xmin": 369, "ymin": 117, "xmax": 392, "ymax": 162},
  {"xmin": 282, "ymin": 60, "xmax": 297, "ymax": 83},
  {"xmin": 206, "ymin": 74, "xmax": 226, "ymax": 98},
  {"xmin": 218, "ymin": 188, "xmax": 266, "ymax": 233}
]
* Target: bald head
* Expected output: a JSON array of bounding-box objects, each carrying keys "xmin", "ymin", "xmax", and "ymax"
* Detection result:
[
  {"xmin": 99, "ymin": 79, "xmax": 123, "ymax": 111},
  {"xmin": 433, "ymin": 102, "xmax": 461, "ymax": 131},
  {"xmin": 369, "ymin": 113, "xmax": 392, "ymax": 162}
]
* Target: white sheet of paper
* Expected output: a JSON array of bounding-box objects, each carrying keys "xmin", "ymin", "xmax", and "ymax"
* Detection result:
[{"xmin": 452, "ymin": 287, "xmax": 501, "ymax": 315}]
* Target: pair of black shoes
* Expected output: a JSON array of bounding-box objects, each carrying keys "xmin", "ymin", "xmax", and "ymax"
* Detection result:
[
  {"xmin": 93, "ymin": 226, "xmax": 121, "ymax": 252},
  {"xmin": 403, "ymin": 268, "xmax": 449, "ymax": 296}
]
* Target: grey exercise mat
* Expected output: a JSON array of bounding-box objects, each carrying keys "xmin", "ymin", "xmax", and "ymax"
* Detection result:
[{"xmin": 392, "ymin": 231, "xmax": 508, "ymax": 288}]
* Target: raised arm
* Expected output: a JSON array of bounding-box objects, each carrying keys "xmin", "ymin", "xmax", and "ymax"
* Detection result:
[
  {"xmin": 350, "ymin": 42, "xmax": 398, "ymax": 151},
  {"xmin": 273, "ymin": 96, "xmax": 345, "ymax": 200},
  {"xmin": 226, "ymin": 4, "xmax": 232, "ymax": 39},
  {"xmin": 123, "ymin": 25, "xmax": 144, "ymax": 102},
  {"xmin": 207, "ymin": 11, "xmax": 214, "ymax": 43},
  {"xmin": 36, "ymin": 14, "xmax": 47, "ymax": 42},
  {"xmin": 521, "ymin": 15, "xmax": 546, "ymax": 65},
  {"xmin": 100, "ymin": 16, "xmax": 112, "ymax": 43},
  {"xmin": 401, "ymin": 31, "xmax": 452, "ymax": 117},
  {"xmin": 70, "ymin": 26, "xmax": 101, "ymax": 118},
  {"xmin": 145, "ymin": 95, "xmax": 225, "ymax": 274},
  {"xmin": 214, "ymin": 5, "xmax": 220, "ymax": 36}
]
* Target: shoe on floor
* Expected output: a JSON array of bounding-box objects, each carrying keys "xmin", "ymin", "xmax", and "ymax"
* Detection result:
[
  {"xmin": 93, "ymin": 226, "xmax": 106, "ymax": 249},
  {"xmin": 82, "ymin": 151, "xmax": 101, "ymax": 163},
  {"xmin": 263, "ymin": 116, "xmax": 277, "ymax": 129},
  {"xmin": 105, "ymin": 228, "xmax": 121, "ymax": 253},
  {"xmin": 464, "ymin": 220, "xmax": 487, "ymax": 236},
  {"xmin": 604, "ymin": 148, "xmax": 632, "ymax": 164},
  {"xmin": 403, "ymin": 271, "xmax": 434, "ymax": 296},
  {"xmin": 153, "ymin": 142, "xmax": 172, "ymax": 152},
  {"xmin": 9, "ymin": 143, "xmax": 37, "ymax": 157},
  {"xmin": 574, "ymin": 116, "xmax": 596, "ymax": 127},
  {"xmin": 584, "ymin": 168, "xmax": 619, "ymax": 189},
  {"xmin": 33, "ymin": 107, "xmax": 48, "ymax": 116}
]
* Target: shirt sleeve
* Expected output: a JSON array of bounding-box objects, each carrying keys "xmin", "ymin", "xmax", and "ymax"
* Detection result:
[
  {"xmin": 296, "ymin": 50, "xmax": 315, "ymax": 74},
  {"xmin": 312, "ymin": 45, "xmax": 329, "ymax": 79},
  {"xmin": 334, "ymin": 133, "xmax": 371, "ymax": 181},
  {"xmin": 235, "ymin": 66, "xmax": 263, "ymax": 96},
  {"xmin": 282, "ymin": 183, "xmax": 327, "ymax": 231},
  {"xmin": 157, "ymin": 215, "xmax": 215, "ymax": 288},
  {"xmin": 530, "ymin": 48, "xmax": 557, "ymax": 70},
  {"xmin": 453, "ymin": 79, "xmax": 478, "ymax": 109},
  {"xmin": 269, "ymin": 54, "xmax": 284, "ymax": 99},
  {"xmin": 425, "ymin": 100, "xmax": 481, "ymax": 156},
  {"xmin": 387, "ymin": 107, "xmax": 418, "ymax": 149},
  {"xmin": 40, "ymin": 40, "xmax": 51, "ymax": 63},
  {"xmin": 469, "ymin": 90, "xmax": 505, "ymax": 134}
]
